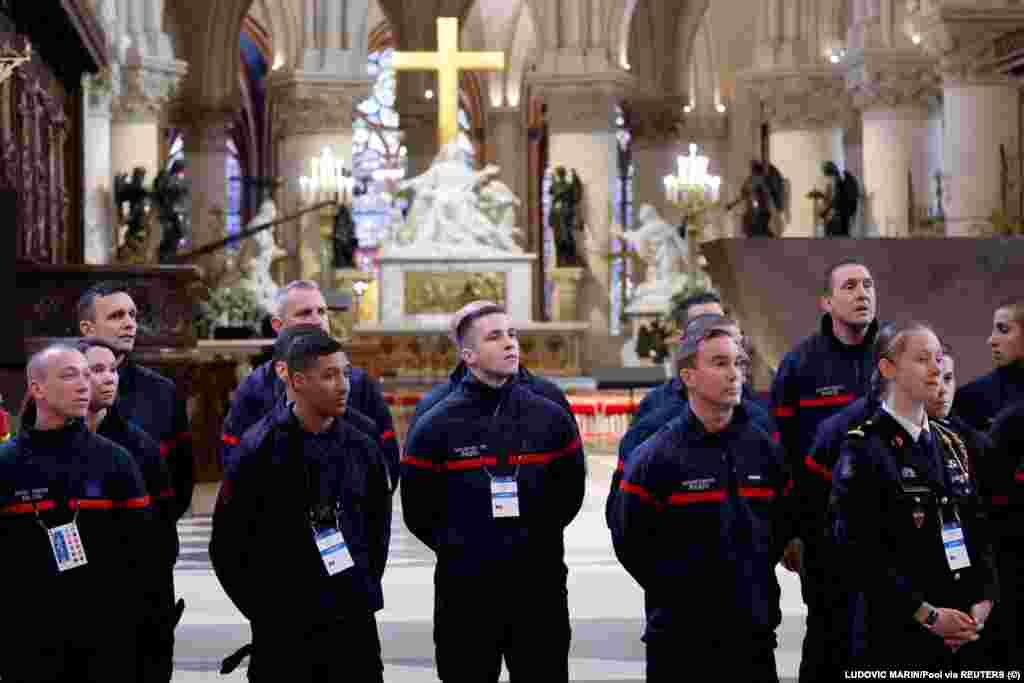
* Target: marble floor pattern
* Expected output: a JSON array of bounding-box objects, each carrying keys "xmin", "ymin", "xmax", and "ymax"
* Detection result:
[{"xmin": 171, "ymin": 456, "xmax": 807, "ymax": 682}]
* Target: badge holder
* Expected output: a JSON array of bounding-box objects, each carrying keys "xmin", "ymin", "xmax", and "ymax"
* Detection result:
[
  {"xmin": 937, "ymin": 505, "xmax": 971, "ymax": 571},
  {"xmin": 311, "ymin": 501, "xmax": 354, "ymax": 577},
  {"xmin": 36, "ymin": 502, "xmax": 88, "ymax": 573}
]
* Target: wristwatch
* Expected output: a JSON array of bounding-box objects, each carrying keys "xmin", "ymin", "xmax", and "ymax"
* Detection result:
[{"xmin": 923, "ymin": 606, "xmax": 939, "ymax": 628}]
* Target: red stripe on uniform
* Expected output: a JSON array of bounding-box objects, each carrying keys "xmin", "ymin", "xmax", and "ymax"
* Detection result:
[
  {"xmin": 620, "ymin": 481, "xmax": 662, "ymax": 507},
  {"xmin": 444, "ymin": 457, "xmax": 498, "ymax": 471},
  {"xmin": 157, "ymin": 488, "xmax": 176, "ymax": 500},
  {"xmin": 221, "ymin": 433, "xmax": 241, "ymax": 446},
  {"xmin": 739, "ymin": 487, "xmax": 776, "ymax": 499},
  {"xmin": 74, "ymin": 498, "xmax": 116, "ymax": 510},
  {"xmin": 1015, "ymin": 472, "xmax": 1024, "ymax": 482},
  {"xmin": 0, "ymin": 500, "xmax": 56, "ymax": 514},
  {"xmin": 772, "ymin": 432, "xmax": 781, "ymax": 442},
  {"xmin": 990, "ymin": 495, "xmax": 1010, "ymax": 506},
  {"xmin": 401, "ymin": 456, "xmax": 438, "ymax": 471},
  {"xmin": 118, "ymin": 496, "xmax": 151, "ymax": 509},
  {"xmin": 159, "ymin": 442, "xmax": 171, "ymax": 457},
  {"xmin": 381, "ymin": 431, "xmax": 396, "ymax": 440},
  {"xmin": 668, "ymin": 490, "xmax": 726, "ymax": 505},
  {"xmin": 513, "ymin": 437, "xmax": 582, "ymax": 466},
  {"xmin": 799, "ymin": 394, "xmax": 855, "ymax": 408},
  {"xmin": 804, "ymin": 454, "xmax": 833, "ymax": 481},
  {"xmin": 783, "ymin": 479, "xmax": 795, "ymax": 497},
  {"xmin": 774, "ymin": 406, "xmax": 795, "ymax": 418},
  {"xmin": 178, "ymin": 432, "xmax": 193, "ymax": 441},
  {"xmin": 616, "ymin": 459, "xmax": 624, "ymax": 473}
]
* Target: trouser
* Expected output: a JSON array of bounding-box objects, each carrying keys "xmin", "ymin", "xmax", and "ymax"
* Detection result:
[
  {"xmin": 645, "ymin": 632, "xmax": 778, "ymax": 683},
  {"xmin": 248, "ymin": 613, "xmax": 384, "ymax": 682},
  {"xmin": 989, "ymin": 543, "xmax": 1023, "ymax": 667},
  {"xmin": 0, "ymin": 629, "xmax": 137, "ymax": 683},
  {"xmin": 137, "ymin": 573, "xmax": 178, "ymax": 683},
  {"xmin": 434, "ymin": 582, "xmax": 571, "ymax": 683},
  {"xmin": 798, "ymin": 542, "xmax": 856, "ymax": 682}
]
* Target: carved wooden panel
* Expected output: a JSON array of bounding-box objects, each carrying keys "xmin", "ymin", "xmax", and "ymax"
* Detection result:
[{"xmin": 0, "ymin": 20, "xmax": 69, "ymax": 264}]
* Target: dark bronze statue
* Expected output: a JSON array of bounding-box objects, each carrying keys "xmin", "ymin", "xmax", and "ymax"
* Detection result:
[
  {"xmin": 332, "ymin": 203, "xmax": 359, "ymax": 269},
  {"xmin": 114, "ymin": 166, "xmax": 150, "ymax": 249},
  {"xmin": 151, "ymin": 159, "xmax": 191, "ymax": 263},
  {"xmin": 549, "ymin": 166, "xmax": 584, "ymax": 267}
]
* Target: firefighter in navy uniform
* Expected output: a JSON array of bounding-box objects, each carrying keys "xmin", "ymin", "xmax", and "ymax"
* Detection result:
[
  {"xmin": 0, "ymin": 345, "xmax": 151, "ymax": 683},
  {"xmin": 988, "ymin": 401, "xmax": 1024, "ymax": 665},
  {"xmin": 953, "ymin": 299, "xmax": 1024, "ymax": 432},
  {"xmin": 611, "ymin": 326, "xmax": 793, "ymax": 682},
  {"xmin": 78, "ymin": 336, "xmax": 180, "ymax": 682},
  {"xmin": 401, "ymin": 304, "xmax": 586, "ymax": 683},
  {"xmin": 831, "ymin": 323, "xmax": 998, "ymax": 670},
  {"xmin": 211, "ymin": 330, "xmax": 391, "ymax": 681},
  {"xmin": 770, "ymin": 259, "xmax": 880, "ymax": 681},
  {"xmin": 220, "ymin": 280, "xmax": 398, "ymax": 487}
]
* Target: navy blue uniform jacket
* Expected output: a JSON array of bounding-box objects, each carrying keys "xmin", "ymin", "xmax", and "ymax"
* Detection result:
[
  {"xmin": 117, "ymin": 360, "xmax": 193, "ymax": 520},
  {"xmin": 221, "ymin": 360, "xmax": 398, "ymax": 488},
  {"xmin": 953, "ymin": 364, "xmax": 1024, "ymax": 433},
  {"xmin": 401, "ymin": 374, "xmax": 585, "ymax": 585},
  {"xmin": 771, "ymin": 315, "xmax": 879, "ymax": 539},
  {"xmin": 830, "ymin": 410, "xmax": 998, "ymax": 625},
  {"xmin": 409, "ymin": 362, "xmax": 571, "ymax": 436},
  {"xmin": 610, "ymin": 403, "xmax": 793, "ymax": 640},
  {"xmin": 210, "ymin": 399, "xmax": 392, "ymax": 628},
  {"xmin": 0, "ymin": 418, "xmax": 151, "ymax": 647},
  {"xmin": 986, "ymin": 401, "xmax": 1024, "ymax": 543},
  {"xmin": 607, "ymin": 396, "xmax": 776, "ymax": 529}
]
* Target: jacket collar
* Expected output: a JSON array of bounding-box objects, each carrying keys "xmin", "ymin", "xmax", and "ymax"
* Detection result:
[
  {"xmin": 450, "ymin": 361, "xmax": 535, "ymax": 386},
  {"xmin": 680, "ymin": 401, "xmax": 750, "ymax": 442},
  {"xmin": 819, "ymin": 313, "xmax": 879, "ymax": 352},
  {"xmin": 17, "ymin": 400, "xmax": 87, "ymax": 453}
]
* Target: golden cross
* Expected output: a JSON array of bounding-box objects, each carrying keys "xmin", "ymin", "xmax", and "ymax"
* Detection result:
[{"xmin": 392, "ymin": 17, "xmax": 505, "ymax": 149}]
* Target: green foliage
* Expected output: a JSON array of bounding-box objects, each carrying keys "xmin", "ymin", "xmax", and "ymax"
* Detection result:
[
  {"xmin": 194, "ymin": 287, "xmax": 264, "ymax": 339},
  {"xmin": 636, "ymin": 315, "xmax": 675, "ymax": 364}
]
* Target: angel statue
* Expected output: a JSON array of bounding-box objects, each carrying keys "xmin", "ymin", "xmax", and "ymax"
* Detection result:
[{"xmin": 618, "ymin": 204, "xmax": 689, "ymax": 297}]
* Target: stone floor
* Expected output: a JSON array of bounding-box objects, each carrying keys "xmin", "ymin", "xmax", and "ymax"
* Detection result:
[{"xmin": 171, "ymin": 455, "xmax": 806, "ymax": 681}]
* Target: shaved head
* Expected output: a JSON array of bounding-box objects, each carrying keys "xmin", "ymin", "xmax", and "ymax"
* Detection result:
[{"xmin": 26, "ymin": 344, "xmax": 80, "ymax": 384}]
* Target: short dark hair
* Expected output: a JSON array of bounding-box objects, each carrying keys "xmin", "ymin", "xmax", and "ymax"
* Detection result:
[
  {"xmin": 273, "ymin": 323, "xmax": 324, "ymax": 362},
  {"xmin": 674, "ymin": 292, "xmax": 723, "ymax": 324},
  {"xmin": 455, "ymin": 304, "xmax": 505, "ymax": 348},
  {"xmin": 285, "ymin": 330, "xmax": 343, "ymax": 376},
  {"xmin": 75, "ymin": 336, "xmax": 120, "ymax": 358},
  {"xmin": 678, "ymin": 327, "xmax": 739, "ymax": 370},
  {"xmin": 77, "ymin": 282, "xmax": 131, "ymax": 323},
  {"xmin": 823, "ymin": 259, "xmax": 869, "ymax": 295}
]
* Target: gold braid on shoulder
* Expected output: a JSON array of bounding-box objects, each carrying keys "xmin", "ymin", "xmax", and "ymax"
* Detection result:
[{"xmin": 932, "ymin": 421, "xmax": 970, "ymax": 477}]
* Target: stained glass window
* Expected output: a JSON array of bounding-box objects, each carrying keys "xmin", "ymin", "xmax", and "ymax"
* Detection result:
[
  {"xmin": 610, "ymin": 105, "xmax": 635, "ymax": 336},
  {"xmin": 225, "ymin": 137, "xmax": 242, "ymax": 243}
]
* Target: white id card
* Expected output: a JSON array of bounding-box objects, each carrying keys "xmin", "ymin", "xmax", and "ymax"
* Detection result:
[
  {"xmin": 491, "ymin": 477, "xmax": 520, "ymax": 518},
  {"xmin": 942, "ymin": 521, "xmax": 971, "ymax": 571},
  {"xmin": 314, "ymin": 527, "xmax": 355, "ymax": 576},
  {"xmin": 48, "ymin": 522, "xmax": 88, "ymax": 572}
]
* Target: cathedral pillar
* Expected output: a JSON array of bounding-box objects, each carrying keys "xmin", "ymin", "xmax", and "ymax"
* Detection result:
[
  {"xmin": 486, "ymin": 107, "xmax": 525, "ymax": 244},
  {"xmin": 941, "ymin": 80, "xmax": 1020, "ymax": 236},
  {"xmin": 83, "ymin": 74, "xmax": 115, "ymax": 264},
  {"xmin": 907, "ymin": 1, "xmax": 1024, "ymax": 235},
  {"xmin": 267, "ymin": 74, "xmax": 371, "ymax": 282},
  {"xmin": 529, "ymin": 74, "xmax": 635, "ymax": 367},
  {"xmin": 747, "ymin": 70, "xmax": 849, "ymax": 237},
  {"xmin": 181, "ymin": 110, "xmax": 233, "ymax": 253},
  {"xmin": 847, "ymin": 54, "xmax": 939, "ymax": 236},
  {"xmin": 110, "ymin": 59, "xmax": 187, "ymax": 178}
]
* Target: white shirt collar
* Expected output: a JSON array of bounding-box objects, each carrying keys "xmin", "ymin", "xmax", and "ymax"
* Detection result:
[{"xmin": 882, "ymin": 402, "xmax": 930, "ymax": 443}]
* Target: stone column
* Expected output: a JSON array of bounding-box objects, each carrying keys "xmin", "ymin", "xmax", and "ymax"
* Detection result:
[
  {"xmin": 268, "ymin": 74, "xmax": 371, "ymax": 282},
  {"xmin": 748, "ymin": 71, "xmax": 849, "ymax": 237},
  {"xmin": 847, "ymin": 54, "xmax": 939, "ymax": 236},
  {"xmin": 942, "ymin": 80, "xmax": 1020, "ymax": 236},
  {"xmin": 110, "ymin": 59, "xmax": 187, "ymax": 178},
  {"xmin": 485, "ymin": 107, "xmax": 525, "ymax": 243},
  {"xmin": 83, "ymin": 74, "xmax": 115, "ymax": 264},
  {"xmin": 182, "ymin": 111, "xmax": 233, "ymax": 253},
  {"xmin": 530, "ymin": 76, "xmax": 633, "ymax": 368}
]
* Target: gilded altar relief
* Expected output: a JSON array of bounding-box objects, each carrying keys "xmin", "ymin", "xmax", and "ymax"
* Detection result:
[{"xmin": 404, "ymin": 272, "xmax": 506, "ymax": 315}]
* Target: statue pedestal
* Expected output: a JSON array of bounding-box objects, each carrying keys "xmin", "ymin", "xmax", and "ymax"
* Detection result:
[
  {"xmin": 377, "ymin": 253, "xmax": 537, "ymax": 324},
  {"xmin": 550, "ymin": 267, "xmax": 584, "ymax": 321}
]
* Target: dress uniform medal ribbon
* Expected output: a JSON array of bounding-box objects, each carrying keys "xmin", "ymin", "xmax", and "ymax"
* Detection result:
[{"xmin": 35, "ymin": 499, "xmax": 88, "ymax": 573}]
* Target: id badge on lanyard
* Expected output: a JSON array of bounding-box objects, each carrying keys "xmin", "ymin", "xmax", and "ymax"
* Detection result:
[
  {"xmin": 311, "ymin": 502, "xmax": 354, "ymax": 576},
  {"xmin": 491, "ymin": 476, "xmax": 520, "ymax": 518},
  {"xmin": 37, "ymin": 504, "xmax": 88, "ymax": 573},
  {"xmin": 938, "ymin": 506, "xmax": 971, "ymax": 571}
]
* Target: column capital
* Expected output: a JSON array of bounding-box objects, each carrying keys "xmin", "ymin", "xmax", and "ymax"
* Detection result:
[
  {"xmin": 111, "ymin": 57, "xmax": 188, "ymax": 123},
  {"xmin": 741, "ymin": 68, "xmax": 852, "ymax": 132},
  {"xmin": 845, "ymin": 50, "xmax": 940, "ymax": 110},
  {"xmin": 267, "ymin": 71, "xmax": 373, "ymax": 138},
  {"xmin": 908, "ymin": 1, "xmax": 1024, "ymax": 85},
  {"xmin": 527, "ymin": 72, "xmax": 638, "ymax": 132}
]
